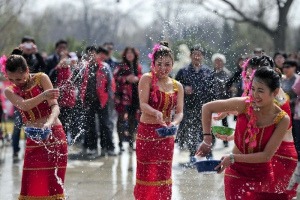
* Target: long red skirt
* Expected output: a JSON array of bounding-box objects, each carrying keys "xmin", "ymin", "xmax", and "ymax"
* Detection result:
[
  {"xmin": 19, "ymin": 125, "xmax": 68, "ymax": 200},
  {"xmin": 134, "ymin": 122, "xmax": 175, "ymax": 200},
  {"xmin": 271, "ymin": 141, "xmax": 298, "ymax": 199}
]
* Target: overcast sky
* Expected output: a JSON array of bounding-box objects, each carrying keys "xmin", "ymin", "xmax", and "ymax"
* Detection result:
[{"xmin": 26, "ymin": 0, "xmax": 300, "ymax": 28}]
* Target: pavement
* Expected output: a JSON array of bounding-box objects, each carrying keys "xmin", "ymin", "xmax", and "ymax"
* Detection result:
[{"xmin": 0, "ymin": 115, "xmax": 299, "ymax": 200}]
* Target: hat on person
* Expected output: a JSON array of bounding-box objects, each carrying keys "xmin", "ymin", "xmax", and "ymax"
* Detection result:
[
  {"xmin": 211, "ymin": 53, "xmax": 226, "ymax": 64},
  {"xmin": 22, "ymin": 35, "xmax": 35, "ymax": 44},
  {"xmin": 69, "ymin": 52, "xmax": 78, "ymax": 61}
]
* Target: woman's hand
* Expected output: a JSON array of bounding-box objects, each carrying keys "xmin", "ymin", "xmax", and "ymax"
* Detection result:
[
  {"xmin": 43, "ymin": 89, "xmax": 59, "ymax": 100},
  {"xmin": 215, "ymin": 133, "xmax": 228, "ymax": 141},
  {"xmin": 155, "ymin": 111, "xmax": 166, "ymax": 126},
  {"xmin": 196, "ymin": 141, "xmax": 212, "ymax": 157},
  {"xmin": 215, "ymin": 155, "xmax": 231, "ymax": 174},
  {"xmin": 126, "ymin": 74, "xmax": 138, "ymax": 83},
  {"xmin": 213, "ymin": 112, "xmax": 228, "ymax": 121},
  {"xmin": 42, "ymin": 122, "xmax": 52, "ymax": 130}
]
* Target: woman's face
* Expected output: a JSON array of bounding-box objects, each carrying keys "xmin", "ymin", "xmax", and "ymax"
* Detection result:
[
  {"xmin": 274, "ymin": 55, "xmax": 285, "ymax": 68},
  {"xmin": 154, "ymin": 56, "xmax": 173, "ymax": 79},
  {"xmin": 214, "ymin": 59, "xmax": 224, "ymax": 70},
  {"xmin": 251, "ymin": 78, "xmax": 276, "ymax": 108},
  {"xmin": 125, "ymin": 49, "xmax": 135, "ymax": 62},
  {"xmin": 7, "ymin": 70, "xmax": 29, "ymax": 88}
]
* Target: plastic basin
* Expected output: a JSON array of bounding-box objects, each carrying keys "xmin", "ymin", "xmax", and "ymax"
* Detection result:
[
  {"xmin": 24, "ymin": 127, "xmax": 52, "ymax": 140},
  {"xmin": 155, "ymin": 126, "xmax": 178, "ymax": 137},
  {"xmin": 211, "ymin": 126, "xmax": 235, "ymax": 136},
  {"xmin": 194, "ymin": 160, "xmax": 221, "ymax": 174}
]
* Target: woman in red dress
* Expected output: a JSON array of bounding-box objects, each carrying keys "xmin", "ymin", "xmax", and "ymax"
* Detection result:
[
  {"xmin": 134, "ymin": 41, "xmax": 184, "ymax": 200},
  {"xmin": 3, "ymin": 48, "xmax": 67, "ymax": 200},
  {"xmin": 215, "ymin": 56, "xmax": 298, "ymax": 199},
  {"xmin": 197, "ymin": 68, "xmax": 290, "ymax": 199}
]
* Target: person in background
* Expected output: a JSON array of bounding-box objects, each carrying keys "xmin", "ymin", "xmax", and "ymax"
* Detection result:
[
  {"xmin": 103, "ymin": 42, "xmax": 118, "ymax": 72},
  {"xmin": 212, "ymin": 53, "xmax": 231, "ymax": 147},
  {"xmin": 114, "ymin": 46, "xmax": 142, "ymax": 153},
  {"xmin": 134, "ymin": 41, "xmax": 183, "ymax": 200},
  {"xmin": 80, "ymin": 46, "xmax": 116, "ymax": 157},
  {"xmin": 253, "ymin": 47, "xmax": 265, "ymax": 57},
  {"xmin": 45, "ymin": 39, "xmax": 68, "ymax": 75},
  {"xmin": 48, "ymin": 50, "xmax": 78, "ymax": 144},
  {"xmin": 4, "ymin": 48, "xmax": 67, "ymax": 199},
  {"xmin": 175, "ymin": 44, "xmax": 216, "ymax": 166},
  {"xmin": 274, "ymin": 51, "xmax": 287, "ymax": 73}
]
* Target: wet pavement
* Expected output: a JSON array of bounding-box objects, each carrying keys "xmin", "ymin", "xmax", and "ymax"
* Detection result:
[{"xmin": 1, "ymin": 116, "xmax": 299, "ymax": 200}]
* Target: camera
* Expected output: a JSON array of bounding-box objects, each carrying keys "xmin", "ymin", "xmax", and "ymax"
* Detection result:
[{"xmin": 24, "ymin": 43, "xmax": 33, "ymax": 49}]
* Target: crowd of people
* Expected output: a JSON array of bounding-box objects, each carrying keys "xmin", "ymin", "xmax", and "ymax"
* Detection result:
[{"xmin": 1, "ymin": 35, "xmax": 300, "ymax": 199}]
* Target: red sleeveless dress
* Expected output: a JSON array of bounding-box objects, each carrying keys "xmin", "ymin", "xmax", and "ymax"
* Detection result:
[
  {"xmin": 11, "ymin": 73, "xmax": 68, "ymax": 200},
  {"xmin": 271, "ymin": 100, "xmax": 297, "ymax": 199},
  {"xmin": 134, "ymin": 75, "xmax": 178, "ymax": 200},
  {"xmin": 224, "ymin": 103, "xmax": 288, "ymax": 200}
]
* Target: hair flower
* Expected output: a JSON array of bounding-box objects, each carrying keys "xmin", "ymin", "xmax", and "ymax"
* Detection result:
[{"xmin": 0, "ymin": 55, "xmax": 7, "ymax": 77}]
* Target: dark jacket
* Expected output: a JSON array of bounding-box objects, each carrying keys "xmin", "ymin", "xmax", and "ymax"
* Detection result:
[
  {"xmin": 45, "ymin": 54, "xmax": 59, "ymax": 75},
  {"xmin": 23, "ymin": 53, "xmax": 47, "ymax": 73}
]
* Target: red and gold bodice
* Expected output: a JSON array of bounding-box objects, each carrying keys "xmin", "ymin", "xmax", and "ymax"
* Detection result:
[
  {"xmin": 10, "ymin": 72, "xmax": 51, "ymax": 123},
  {"xmin": 234, "ymin": 103, "xmax": 287, "ymax": 154},
  {"xmin": 148, "ymin": 74, "xmax": 178, "ymax": 119}
]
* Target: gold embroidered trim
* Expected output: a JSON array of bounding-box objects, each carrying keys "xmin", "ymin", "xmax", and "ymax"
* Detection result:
[
  {"xmin": 243, "ymin": 97, "xmax": 250, "ymax": 114},
  {"xmin": 172, "ymin": 79, "xmax": 178, "ymax": 92},
  {"xmin": 137, "ymin": 159, "xmax": 172, "ymax": 165},
  {"xmin": 136, "ymin": 136, "xmax": 175, "ymax": 141},
  {"xmin": 19, "ymin": 194, "xmax": 65, "ymax": 200},
  {"xmin": 35, "ymin": 72, "xmax": 43, "ymax": 88},
  {"xmin": 273, "ymin": 110, "xmax": 287, "ymax": 124},
  {"xmin": 26, "ymin": 141, "xmax": 67, "ymax": 148},
  {"xmin": 224, "ymin": 173, "xmax": 240, "ymax": 179},
  {"xmin": 23, "ymin": 166, "xmax": 66, "ymax": 171},
  {"xmin": 274, "ymin": 154, "xmax": 298, "ymax": 161},
  {"xmin": 136, "ymin": 178, "xmax": 172, "ymax": 186},
  {"xmin": 162, "ymin": 93, "xmax": 169, "ymax": 119}
]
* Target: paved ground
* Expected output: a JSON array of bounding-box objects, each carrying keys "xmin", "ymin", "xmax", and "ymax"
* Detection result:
[{"xmin": 0, "ymin": 116, "xmax": 299, "ymax": 200}]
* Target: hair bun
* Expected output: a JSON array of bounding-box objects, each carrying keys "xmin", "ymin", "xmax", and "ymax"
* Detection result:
[
  {"xmin": 11, "ymin": 48, "xmax": 23, "ymax": 56},
  {"xmin": 159, "ymin": 41, "xmax": 169, "ymax": 48}
]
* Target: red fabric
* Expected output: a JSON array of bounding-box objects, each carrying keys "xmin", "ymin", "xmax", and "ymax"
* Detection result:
[
  {"xmin": 113, "ymin": 64, "xmax": 142, "ymax": 114},
  {"xmin": 11, "ymin": 73, "xmax": 51, "ymax": 123},
  {"xmin": 134, "ymin": 122, "xmax": 174, "ymax": 200},
  {"xmin": 279, "ymin": 100, "xmax": 292, "ymax": 129},
  {"xmin": 19, "ymin": 125, "xmax": 67, "ymax": 199},
  {"xmin": 80, "ymin": 60, "xmax": 109, "ymax": 108},
  {"xmin": 224, "ymin": 106, "xmax": 288, "ymax": 199},
  {"xmin": 56, "ymin": 67, "xmax": 76, "ymax": 108}
]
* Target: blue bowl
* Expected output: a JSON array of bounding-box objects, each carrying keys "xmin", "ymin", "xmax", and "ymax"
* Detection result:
[
  {"xmin": 156, "ymin": 126, "xmax": 178, "ymax": 137},
  {"xmin": 194, "ymin": 160, "xmax": 221, "ymax": 174},
  {"xmin": 24, "ymin": 127, "xmax": 52, "ymax": 140}
]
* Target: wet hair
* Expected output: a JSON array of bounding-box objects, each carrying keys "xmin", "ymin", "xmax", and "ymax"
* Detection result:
[
  {"xmin": 5, "ymin": 48, "xmax": 28, "ymax": 73},
  {"xmin": 85, "ymin": 46, "xmax": 97, "ymax": 53},
  {"xmin": 153, "ymin": 41, "xmax": 174, "ymax": 64},
  {"xmin": 55, "ymin": 39, "xmax": 68, "ymax": 48},
  {"xmin": 253, "ymin": 68, "xmax": 281, "ymax": 92},
  {"xmin": 247, "ymin": 55, "xmax": 274, "ymax": 70},
  {"xmin": 121, "ymin": 46, "xmax": 139, "ymax": 64},
  {"xmin": 96, "ymin": 46, "xmax": 109, "ymax": 55},
  {"xmin": 21, "ymin": 35, "xmax": 35, "ymax": 44},
  {"xmin": 190, "ymin": 44, "xmax": 205, "ymax": 56}
]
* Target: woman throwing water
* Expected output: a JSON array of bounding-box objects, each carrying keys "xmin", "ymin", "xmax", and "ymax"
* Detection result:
[
  {"xmin": 134, "ymin": 41, "xmax": 184, "ymax": 199},
  {"xmin": 3, "ymin": 48, "xmax": 67, "ymax": 199},
  {"xmin": 197, "ymin": 68, "xmax": 291, "ymax": 199}
]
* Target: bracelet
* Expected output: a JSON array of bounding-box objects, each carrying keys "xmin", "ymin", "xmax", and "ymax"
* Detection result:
[
  {"xmin": 203, "ymin": 133, "xmax": 212, "ymax": 136},
  {"xmin": 229, "ymin": 152, "xmax": 235, "ymax": 164},
  {"xmin": 202, "ymin": 140, "xmax": 212, "ymax": 147}
]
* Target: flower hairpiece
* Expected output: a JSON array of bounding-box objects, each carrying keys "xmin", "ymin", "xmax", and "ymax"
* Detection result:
[
  {"xmin": 148, "ymin": 44, "xmax": 162, "ymax": 102},
  {"xmin": 0, "ymin": 55, "xmax": 7, "ymax": 77}
]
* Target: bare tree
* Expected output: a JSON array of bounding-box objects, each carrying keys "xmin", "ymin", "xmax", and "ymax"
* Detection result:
[{"xmin": 199, "ymin": 0, "xmax": 294, "ymax": 51}]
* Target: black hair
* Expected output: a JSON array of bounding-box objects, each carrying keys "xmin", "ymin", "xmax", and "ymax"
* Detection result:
[
  {"xmin": 253, "ymin": 68, "xmax": 281, "ymax": 92},
  {"xmin": 247, "ymin": 55, "xmax": 274, "ymax": 70},
  {"xmin": 6, "ymin": 48, "xmax": 28, "ymax": 73},
  {"xmin": 153, "ymin": 41, "xmax": 174, "ymax": 64},
  {"xmin": 22, "ymin": 35, "xmax": 35, "ymax": 44},
  {"xmin": 283, "ymin": 59, "xmax": 298, "ymax": 68},
  {"xmin": 85, "ymin": 46, "xmax": 97, "ymax": 54},
  {"xmin": 273, "ymin": 51, "xmax": 287, "ymax": 59},
  {"xmin": 96, "ymin": 46, "xmax": 109, "ymax": 55},
  {"xmin": 55, "ymin": 39, "xmax": 68, "ymax": 48},
  {"xmin": 190, "ymin": 44, "xmax": 205, "ymax": 56}
]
